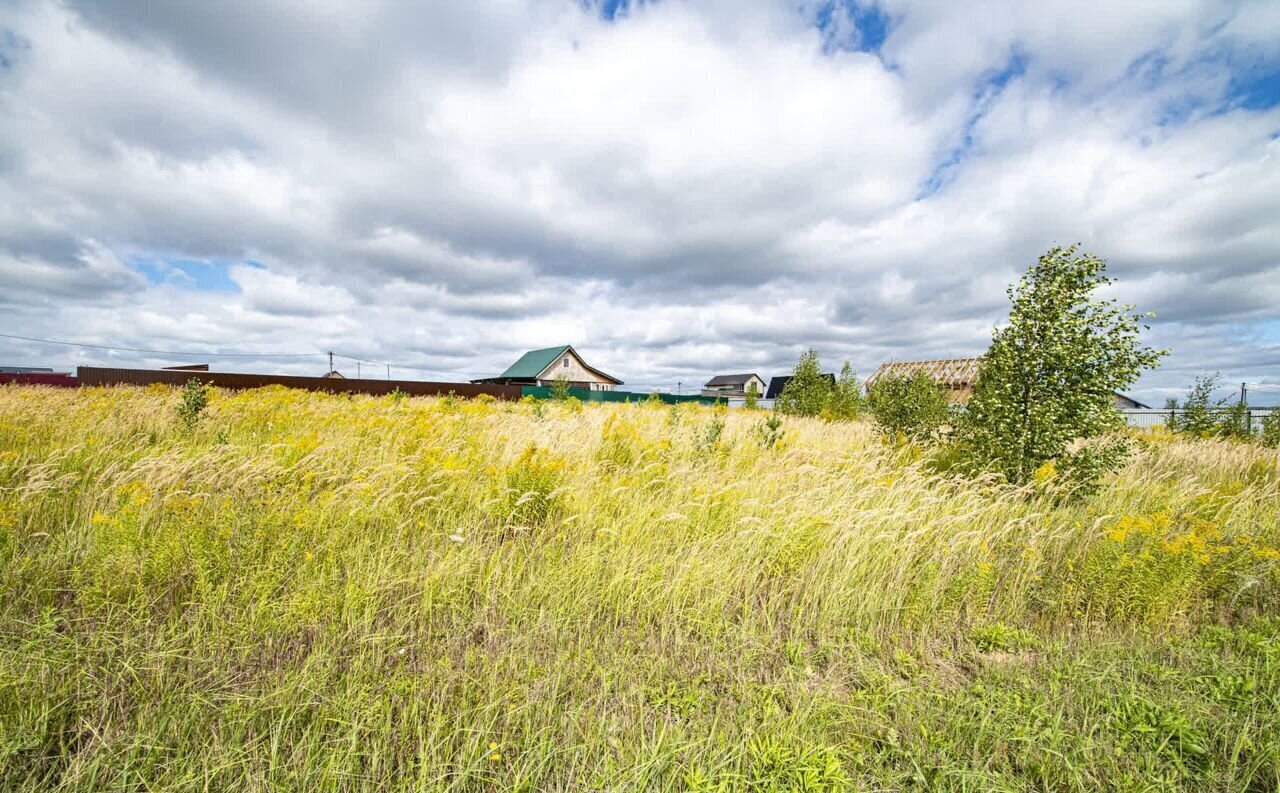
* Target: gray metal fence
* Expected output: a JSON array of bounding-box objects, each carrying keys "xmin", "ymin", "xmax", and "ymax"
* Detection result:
[{"xmin": 1122, "ymin": 407, "xmax": 1277, "ymax": 432}]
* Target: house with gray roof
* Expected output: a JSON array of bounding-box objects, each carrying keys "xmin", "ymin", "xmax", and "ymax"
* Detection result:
[{"xmin": 702, "ymin": 373, "xmax": 766, "ymax": 398}]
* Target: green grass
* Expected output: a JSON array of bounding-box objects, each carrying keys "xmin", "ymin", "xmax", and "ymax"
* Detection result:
[{"xmin": 1, "ymin": 384, "xmax": 1278, "ymax": 790}]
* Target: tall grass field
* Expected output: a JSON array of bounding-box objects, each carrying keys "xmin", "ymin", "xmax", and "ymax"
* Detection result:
[{"xmin": 2, "ymin": 384, "xmax": 1278, "ymax": 791}]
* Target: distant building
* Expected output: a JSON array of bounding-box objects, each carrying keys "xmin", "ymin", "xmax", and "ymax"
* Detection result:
[
  {"xmin": 701, "ymin": 373, "xmax": 766, "ymax": 399},
  {"xmin": 321, "ymin": 370, "xmax": 346, "ymax": 379},
  {"xmin": 474, "ymin": 345, "xmax": 622, "ymax": 391},
  {"xmin": 765, "ymin": 373, "xmax": 835, "ymax": 400},
  {"xmin": 1112, "ymin": 392, "xmax": 1151, "ymax": 409},
  {"xmin": 864, "ymin": 358, "xmax": 982, "ymax": 403},
  {"xmin": 866, "ymin": 357, "xmax": 1150, "ymax": 408},
  {"xmin": 0, "ymin": 366, "xmax": 58, "ymax": 374}
]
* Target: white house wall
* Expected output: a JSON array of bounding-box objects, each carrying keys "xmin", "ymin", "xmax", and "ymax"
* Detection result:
[{"xmin": 536, "ymin": 350, "xmax": 616, "ymax": 389}]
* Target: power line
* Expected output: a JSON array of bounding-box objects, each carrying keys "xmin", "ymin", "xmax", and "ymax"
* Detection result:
[
  {"xmin": 0, "ymin": 332, "xmax": 322, "ymax": 359},
  {"xmin": 0, "ymin": 332, "xmax": 490, "ymax": 380},
  {"xmin": 330, "ymin": 352, "xmax": 488, "ymax": 379}
]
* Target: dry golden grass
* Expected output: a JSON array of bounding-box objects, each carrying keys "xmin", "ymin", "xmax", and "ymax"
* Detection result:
[{"xmin": 1, "ymin": 384, "xmax": 1278, "ymax": 790}]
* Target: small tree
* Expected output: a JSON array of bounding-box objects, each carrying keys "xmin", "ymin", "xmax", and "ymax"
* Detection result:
[
  {"xmin": 1170, "ymin": 374, "xmax": 1219, "ymax": 436},
  {"xmin": 776, "ymin": 349, "xmax": 831, "ymax": 417},
  {"xmin": 867, "ymin": 371, "xmax": 949, "ymax": 441},
  {"xmin": 743, "ymin": 380, "xmax": 760, "ymax": 410},
  {"xmin": 176, "ymin": 378, "xmax": 210, "ymax": 431},
  {"xmin": 550, "ymin": 373, "xmax": 572, "ymax": 401},
  {"xmin": 961, "ymin": 245, "xmax": 1165, "ymax": 484},
  {"xmin": 827, "ymin": 361, "xmax": 864, "ymax": 420}
]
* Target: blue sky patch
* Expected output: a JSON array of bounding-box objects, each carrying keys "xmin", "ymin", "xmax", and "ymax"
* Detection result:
[
  {"xmin": 1229, "ymin": 64, "xmax": 1280, "ymax": 110},
  {"xmin": 918, "ymin": 50, "xmax": 1028, "ymax": 198},
  {"xmin": 585, "ymin": 0, "xmax": 646, "ymax": 22},
  {"xmin": 811, "ymin": 1, "xmax": 891, "ymax": 54},
  {"xmin": 130, "ymin": 257, "xmax": 245, "ymax": 292}
]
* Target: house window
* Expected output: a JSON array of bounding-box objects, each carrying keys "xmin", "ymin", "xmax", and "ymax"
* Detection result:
[{"xmin": 563, "ymin": 357, "xmax": 569, "ymax": 368}]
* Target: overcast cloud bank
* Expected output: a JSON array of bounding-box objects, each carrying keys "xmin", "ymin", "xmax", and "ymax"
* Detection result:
[{"xmin": 2, "ymin": 0, "xmax": 1278, "ymax": 402}]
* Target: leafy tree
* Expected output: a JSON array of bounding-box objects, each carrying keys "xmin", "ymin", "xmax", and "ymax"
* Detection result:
[
  {"xmin": 962, "ymin": 245, "xmax": 1165, "ymax": 484},
  {"xmin": 826, "ymin": 361, "xmax": 864, "ymax": 420},
  {"xmin": 776, "ymin": 349, "xmax": 832, "ymax": 417},
  {"xmin": 550, "ymin": 373, "xmax": 572, "ymax": 401},
  {"xmin": 867, "ymin": 371, "xmax": 950, "ymax": 441},
  {"xmin": 744, "ymin": 380, "xmax": 760, "ymax": 410},
  {"xmin": 1169, "ymin": 374, "xmax": 1219, "ymax": 436},
  {"xmin": 176, "ymin": 378, "xmax": 210, "ymax": 431}
]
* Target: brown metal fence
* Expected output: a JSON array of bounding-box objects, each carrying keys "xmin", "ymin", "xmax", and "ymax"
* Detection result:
[
  {"xmin": 0, "ymin": 373, "xmax": 78, "ymax": 388},
  {"xmin": 76, "ymin": 367, "xmax": 522, "ymax": 400}
]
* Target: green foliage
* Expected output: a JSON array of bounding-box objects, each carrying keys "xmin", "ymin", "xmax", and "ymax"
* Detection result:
[
  {"xmin": 775, "ymin": 349, "xmax": 831, "ymax": 417},
  {"xmin": 743, "ymin": 737, "xmax": 848, "ymax": 792},
  {"xmin": 744, "ymin": 380, "xmax": 760, "ymax": 410},
  {"xmin": 755, "ymin": 413, "xmax": 784, "ymax": 449},
  {"xmin": 867, "ymin": 371, "xmax": 950, "ymax": 441},
  {"xmin": 550, "ymin": 373, "xmax": 572, "ymax": 401},
  {"xmin": 700, "ymin": 414, "xmax": 726, "ymax": 453},
  {"xmin": 825, "ymin": 361, "xmax": 864, "ymax": 421},
  {"xmin": 1216, "ymin": 400, "xmax": 1253, "ymax": 441},
  {"xmin": 1054, "ymin": 437, "xmax": 1131, "ymax": 499},
  {"xmin": 969, "ymin": 622, "xmax": 1039, "ymax": 653},
  {"xmin": 1169, "ymin": 374, "xmax": 1260, "ymax": 442},
  {"xmin": 1262, "ymin": 409, "xmax": 1280, "ymax": 448},
  {"xmin": 962, "ymin": 245, "xmax": 1165, "ymax": 484},
  {"xmin": 1168, "ymin": 374, "xmax": 1220, "ymax": 436},
  {"xmin": 497, "ymin": 444, "xmax": 564, "ymax": 528},
  {"xmin": 175, "ymin": 378, "xmax": 210, "ymax": 431}
]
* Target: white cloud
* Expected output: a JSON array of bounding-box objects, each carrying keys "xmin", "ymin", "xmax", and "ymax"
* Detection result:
[{"xmin": 1, "ymin": 0, "xmax": 1278, "ymax": 401}]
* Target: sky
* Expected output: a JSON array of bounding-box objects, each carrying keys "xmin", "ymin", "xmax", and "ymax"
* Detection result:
[{"xmin": 2, "ymin": 0, "xmax": 1279, "ymax": 405}]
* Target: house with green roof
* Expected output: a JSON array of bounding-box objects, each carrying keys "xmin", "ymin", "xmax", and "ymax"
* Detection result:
[{"xmin": 473, "ymin": 345, "xmax": 623, "ymax": 391}]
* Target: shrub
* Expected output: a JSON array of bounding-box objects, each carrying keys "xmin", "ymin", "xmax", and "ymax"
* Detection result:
[
  {"xmin": 176, "ymin": 378, "xmax": 210, "ymax": 431},
  {"xmin": 1168, "ymin": 374, "xmax": 1221, "ymax": 436},
  {"xmin": 1216, "ymin": 399, "xmax": 1253, "ymax": 441},
  {"xmin": 825, "ymin": 360, "xmax": 863, "ymax": 421},
  {"xmin": 497, "ymin": 444, "xmax": 565, "ymax": 528},
  {"xmin": 699, "ymin": 413, "xmax": 726, "ymax": 453},
  {"xmin": 550, "ymin": 374, "xmax": 572, "ymax": 401},
  {"xmin": 744, "ymin": 380, "xmax": 760, "ymax": 410},
  {"xmin": 755, "ymin": 413, "xmax": 784, "ymax": 449},
  {"xmin": 1262, "ymin": 409, "xmax": 1280, "ymax": 448},
  {"xmin": 867, "ymin": 371, "xmax": 949, "ymax": 441}
]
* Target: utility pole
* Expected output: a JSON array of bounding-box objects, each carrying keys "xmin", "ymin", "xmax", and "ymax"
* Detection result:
[
  {"xmin": 328, "ymin": 351, "xmax": 334, "ymax": 374},
  {"xmin": 357, "ymin": 361, "xmax": 361, "ymax": 379},
  {"xmin": 1241, "ymin": 382, "xmax": 1248, "ymax": 435},
  {"xmin": 386, "ymin": 364, "xmax": 390, "ymax": 381}
]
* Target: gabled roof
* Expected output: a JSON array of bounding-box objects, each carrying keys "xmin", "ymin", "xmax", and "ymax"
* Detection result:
[
  {"xmin": 500, "ymin": 345, "xmax": 571, "ymax": 379},
  {"xmin": 1114, "ymin": 392, "xmax": 1151, "ymax": 409},
  {"xmin": 865, "ymin": 357, "xmax": 982, "ymax": 389},
  {"xmin": 499, "ymin": 345, "xmax": 623, "ymax": 384},
  {"xmin": 766, "ymin": 373, "xmax": 835, "ymax": 399},
  {"xmin": 704, "ymin": 373, "xmax": 763, "ymax": 388}
]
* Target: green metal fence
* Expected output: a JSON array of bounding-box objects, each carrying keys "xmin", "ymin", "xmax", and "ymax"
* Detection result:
[{"xmin": 520, "ymin": 386, "xmax": 722, "ymax": 405}]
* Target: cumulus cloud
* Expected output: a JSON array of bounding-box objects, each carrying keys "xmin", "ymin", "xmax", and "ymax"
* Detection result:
[{"xmin": 1, "ymin": 0, "xmax": 1278, "ymax": 403}]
